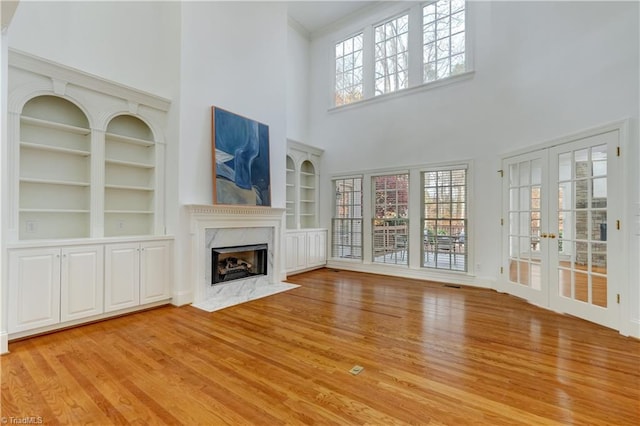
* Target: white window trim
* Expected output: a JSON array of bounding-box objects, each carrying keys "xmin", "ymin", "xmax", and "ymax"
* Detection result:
[
  {"xmin": 329, "ymin": 70, "xmax": 474, "ymax": 113},
  {"xmin": 334, "ymin": 32, "xmax": 365, "ymax": 106},
  {"xmin": 331, "ymin": 175, "xmax": 365, "ymax": 261},
  {"xmin": 329, "ymin": 1, "xmax": 475, "ymax": 111},
  {"xmin": 329, "ymin": 161, "xmax": 474, "ymax": 276},
  {"xmin": 372, "ymin": 10, "xmax": 412, "ymax": 97}
]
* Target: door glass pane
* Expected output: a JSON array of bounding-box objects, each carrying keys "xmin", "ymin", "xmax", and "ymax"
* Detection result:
[
  {"xmin": 509, "ymin": 259, "xmax": 518, "ymax": 282},
  {"xmin": 519, "ymin": 260, "xmax": 530, "ymax": 286},
  {"xmin": 592, "ymin": 212, "xmax": 607, "ymax": 240},
  {"xmin": 509, "ymin": 236, "xmax": 518, "ymax": 258},
  {"xmin": 558, "ymin": 153, "xmax": 571, "ymax": 180},
  {"xmin": 558, "ymin": 211, "xmax": 569, "ymax": 247},
  {"xmin": 520, "ymin": 237, "xmax": 530, "ymax": 258},
  {"xmin": 592, "ymin": 145, "xmax": 607, "ymax": 176},
  {"xmin": 575, "ymin": 211, "xmax": 588, "ymax": 239},
  {"xmin": 592, "ymin": 242, "xmax": 607, "ymax": 275},
  {"xmin": 592, "ymin": 274, "xmax": 607, "ymax": 307},
  {"xmin": 530, "ymin": 261, "xmax": 541, "ymax": 290},
  {"xmin": 519, "ymin": 161, "xmax": 530, "ymax": 186},
  {"xmin": 592, "ymin": 178, "xmax": 607, "ymax": 206},
  {"xmin": 531, "ymin": 159, "xmax": 542, "ymax": 185},
  {"xmin": 558, "ymin": 182, "xmax": 572, "ymax": 216},
  {"xmin": 510, "ymin": 213, "xmax": 518, "ymax": 235},
  {"xmin": 574, "ymin": 272, "xmax": 589, "ymax": 302},
  {"xmin": 509, "ymin": 188, "xmax": 519, "ymax": 210},
  {"xmin": 509, "ymin": 163, "xmax": 518, "ymax": 186},
  {"xmin": 575, "ymin": 149, "xmax": 589, "ymax": 178},
  {"xmin": 520, "ymin": 187, "xmax": 530, "ymax": 211},
  {"xmin": 575, "ymin": 241, "xmax": 588, "ymax": 269},
  {"xmin": 559, "ymin": 268, "xmax": 571, "ymax": 297},
  {"xmin": 575, "ymin": 181, "xmax": 588, "ymax": 208}
]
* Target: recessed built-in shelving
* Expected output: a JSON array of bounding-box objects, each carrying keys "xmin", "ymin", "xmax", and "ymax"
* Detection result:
[
  {"xmin": 286, "ymin": 156, "xmax": 296, "ymax": 229},
  {"xmin": 299, "ymin": 160, "xmax": 317, "ymax": 228},
  {"xmin": 19, "ymin": 96, "xmax": 91, "ymax": 240},
  {"xmin": 104, "ymin": 115, "xmax": 155, "ymax": 237},
  {"xmin": 286, "ymin": 142, "xmax": 323, "ymax": 230}
]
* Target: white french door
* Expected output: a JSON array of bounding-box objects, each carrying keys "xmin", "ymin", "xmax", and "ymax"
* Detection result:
[
  {"xmin": 501, "ymin": 130, "xmax": 622, "ymax": 329},
  {"xmin": 502, "ymin": 149, "xmax": 549, "ymax": 306}
]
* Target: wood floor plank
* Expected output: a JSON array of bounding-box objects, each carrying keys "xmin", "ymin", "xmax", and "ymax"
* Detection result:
[{"xmin": 2, "ymin": 268, "xmax": 639, "ymax": 425}]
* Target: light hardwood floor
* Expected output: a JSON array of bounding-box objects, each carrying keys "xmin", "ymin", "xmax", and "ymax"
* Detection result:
[{"xmin": 2, "ymin": 268, "xmax": 639, "ymax": 425}]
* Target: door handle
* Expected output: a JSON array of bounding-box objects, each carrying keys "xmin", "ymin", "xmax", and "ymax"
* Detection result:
[{"xmin": 540, "ymin": 233, "xmax": 548, "ymax": 238}]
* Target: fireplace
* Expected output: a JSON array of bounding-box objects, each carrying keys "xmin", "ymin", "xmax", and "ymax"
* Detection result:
[
  {"xmin": 182, "ymin": 204, "xmax": 286, "ymax": 307},
  {"xmin": 212, "ymin": 244, "xmax": 268, "ymax": 284}
]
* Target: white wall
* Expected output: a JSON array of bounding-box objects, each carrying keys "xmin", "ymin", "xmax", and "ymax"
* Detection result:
[
  {"xmin": 173, "ymin": 1, "xmax": 289, "ymax": 303},
  {"xmin": 177, "ymin": 2, "xmax": 287, "ymax": 206},
  {"xmin": 307, "ymin": 1, "xmax": 639, "ymax": 333},
  {"xmin": 286, "ymin": 21, "xmax": 311, "ymax": 143},
  {"xmin": 7, "ymin": 1, "xmax": 180, "ymax": 99},
  {"xmin": 0, "ymin": 23, "xmax": 9, "ymax": 354}
]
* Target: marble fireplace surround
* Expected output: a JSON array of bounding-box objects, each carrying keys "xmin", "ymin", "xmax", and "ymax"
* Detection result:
[{"xmin": 185, "ymin": 205, "xmax": 292, "ymax": 310}]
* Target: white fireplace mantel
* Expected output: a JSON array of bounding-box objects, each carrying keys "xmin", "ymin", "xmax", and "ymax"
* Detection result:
[{"xmin": 180, "ymin": 204, "xmax": 286, "ymax": 306}]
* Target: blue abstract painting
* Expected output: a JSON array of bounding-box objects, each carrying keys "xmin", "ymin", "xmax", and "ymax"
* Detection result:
[{"xmin": 212, "ymin": 107, "xmax": 270, "ymax": 206}]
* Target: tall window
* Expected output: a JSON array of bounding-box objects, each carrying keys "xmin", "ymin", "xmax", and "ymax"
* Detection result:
[
  {"xmin": 335, "ymin": 33, "xmax": 364, "ymax": 106},
  {"xmin": 372, "ymin": 173, "xmax": 409, "ymax": 265},
  {"xmin": 423, "ymin": 0, "xmax": 466, "ymax": 83},
  {"xmin": 423, "ymin": 168, "xmax": 467, "ymax": 271},
  {"xmin": 332, "ymin": 177, "xmax": 363, "ymax": 259},
  {"xmin": 333, "ymin": 1, "xmax": 470, "ymax": 107},
  {"xmin": 374, "ymin": 14, "xmax": 409, "ymax": 96}
]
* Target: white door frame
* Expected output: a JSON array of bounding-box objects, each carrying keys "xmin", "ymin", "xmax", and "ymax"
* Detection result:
[{"xmin": 499, "ymin": 120, "xmax": 628, "ymax": 332}]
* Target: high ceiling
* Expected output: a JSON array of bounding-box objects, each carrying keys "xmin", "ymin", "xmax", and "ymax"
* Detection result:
[{"xmin": 287, "ymin": 1, "xmax": 379, "ymax": 35}]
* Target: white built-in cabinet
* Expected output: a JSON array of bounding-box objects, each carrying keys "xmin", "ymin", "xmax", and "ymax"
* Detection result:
[
  {"xmin": 285, "ymin": 140, "xmax": 327, "ymax": 274},
  {"xmin": 285, "ymin": 232, "xmax": 307, "ymax": 271},
  {"xmin": 105, "ymin": 240, "xmax": 171, "ymax": 312},
  {"xmin": 8, "ymin": 245, "xmax": 104, "ymax": 333},
  {"xmin": 4, "ymin": 50, "xmax": 173, "ymax": 339},
  {"xmin": 285, "ymin": 229, "xmax": 328, "ymax": 274}
]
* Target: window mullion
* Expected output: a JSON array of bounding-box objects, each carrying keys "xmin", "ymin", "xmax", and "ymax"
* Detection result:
[
  {"xmin": 362, "ymin": 25, "xmax": 376, "ymax": 99},
  {"xmin": 407, "ymin": 3, "xmax": 423, "ymax": 88}
]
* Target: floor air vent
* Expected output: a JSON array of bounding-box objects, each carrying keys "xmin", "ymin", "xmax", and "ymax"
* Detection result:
[{"xmin": 443, "ymin": 284, "xmax": 461, "ymax": 289}]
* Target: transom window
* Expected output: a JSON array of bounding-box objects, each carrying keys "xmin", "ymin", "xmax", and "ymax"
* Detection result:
[
  {"xmin": 335, "ymin": 33, "xmax": 364, "ymax": 106},
  {"xmin": 333, "ymin": 1, "xmax": 469, "ymax": 107},
  {"xmin": 423, "ymin": 0, "xmax": 466, "ymax": 82},
  {"xmin": 423, "ymin": 168, "xmax": 467, "ymax": 271},
  {"xmin": 372, "ymin": 173, "xmax": 409, "ymax": 265},
  {"xmin": 374, "ymin": 14, "xmax": 409, "ymax": 96},
  {"xmin": 332, "ymin": 177, "xmax": 363, "ymax": 259}
]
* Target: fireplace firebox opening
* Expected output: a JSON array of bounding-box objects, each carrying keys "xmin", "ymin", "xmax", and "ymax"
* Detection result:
[{"xmin": 212, "ymin": 244, "xmax": 268, "ymax": 284}]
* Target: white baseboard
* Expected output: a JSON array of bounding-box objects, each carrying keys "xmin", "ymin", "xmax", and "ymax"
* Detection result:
[
  {"xmin": 325, "ymin": 259, "xmax": 496, "ymax": 289},
  {"xmin": 0, "ymin": 331, "xmax": 8, "ymax": 355},
  {"xmin": 622, "ymin": 318, "xmax": 640, "ymax": 339},
  {"xmin": 171, "ymin": 289, "xmax": 194, "ymax": 307}
]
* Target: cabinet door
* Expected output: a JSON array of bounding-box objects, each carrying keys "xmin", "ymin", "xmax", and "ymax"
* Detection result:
[
  {"xmin": 140, "ymin": 240, "xmax": 171, "ymax": 304},
  {"xmin": 104, "ymin": 243, "xmax": 140, "ymax": 312},
  {"xmin": 307, "ymin": 230, "xmax": 328, "ymax": 267},
  {"xmin": 8, "ymin": 248, "xmax": 61, "ymax": 333},
  {"xmin": 61, "ymin": 245, "xmax": 104, "ymax": 322},
  {"xmin": 285, "ymin": 232, "xmax": 307, "ymax": 272}
]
